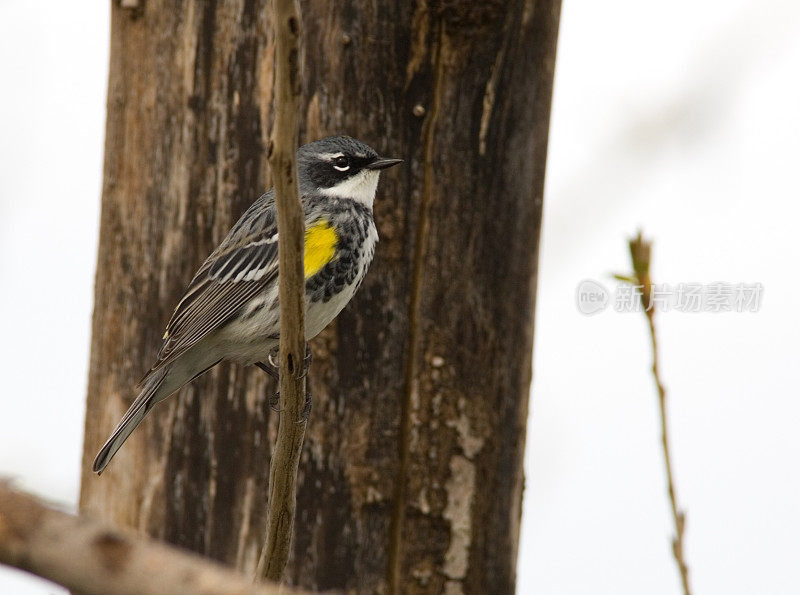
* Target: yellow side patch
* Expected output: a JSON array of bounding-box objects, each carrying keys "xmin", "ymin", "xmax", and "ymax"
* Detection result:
[{"xmin": 304, "ymin": 220, "xmax": 338, "ymax": 278}]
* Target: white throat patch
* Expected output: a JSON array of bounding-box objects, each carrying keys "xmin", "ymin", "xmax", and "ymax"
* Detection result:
[{"xmin": 319, "ymin": 169, "xmax": 380, "ymax": 207}]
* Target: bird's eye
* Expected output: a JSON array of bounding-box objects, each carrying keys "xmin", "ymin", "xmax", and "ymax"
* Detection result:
[{"xmin": 333, "ymin": 156, "xmax": 350, "ymax": 171}]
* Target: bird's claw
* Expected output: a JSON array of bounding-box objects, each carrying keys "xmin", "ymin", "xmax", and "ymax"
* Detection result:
[
  {"xmin": 266, "ymin": 343, "xmax": 312, "ymax": 379},
  {"xmin": 267, "ymin": 345, "xmax": 280, "ymax": 369},
  {"xmin": 267, "ymin": 387, "xmax": 311, "ymax": 422},
  {"xmin": 301, "ymin": 343, "xmax": 313, "ymax": 378},
  {"xmin": 268, "ymin": 391, "xmax": 281, "ymax": 412},
  {"xmin": 258, "ymin": 344, "xmax": 312, "ymax": 421},
  {"xmin": 297, "ymin": 390, "xmax": 312, "ymax": 424}
]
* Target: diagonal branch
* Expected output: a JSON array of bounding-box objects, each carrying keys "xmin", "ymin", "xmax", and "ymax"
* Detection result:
[
  {"xmin": 256, "ymin": 0, "xmax": 307, "ymax": 583},
  {"xmin": 0, "ymin": 482, "xmax": 308, "ymax": 595},
  {"xmin": 622, "ymin": 231, "xmax": 692, "ymax": 595}
]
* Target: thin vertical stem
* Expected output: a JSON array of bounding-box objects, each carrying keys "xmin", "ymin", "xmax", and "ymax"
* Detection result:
[
  {"xmin": 626, "ymin": 232, "xmax": 692, "ymax": 595},
  {"xmin": 256, "ymin": 0, "xmax": 306, "ymax": 583}
]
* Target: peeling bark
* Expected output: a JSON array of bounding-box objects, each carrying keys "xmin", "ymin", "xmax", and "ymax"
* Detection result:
[{"xmin": 81, "ymin": 1, "xmax": 560, "ymax": 593}]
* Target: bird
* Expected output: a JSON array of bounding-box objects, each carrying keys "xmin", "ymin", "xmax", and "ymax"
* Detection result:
[{"xmin": 92, "ymin": 136, "xmax": 401, "ymax": 474}]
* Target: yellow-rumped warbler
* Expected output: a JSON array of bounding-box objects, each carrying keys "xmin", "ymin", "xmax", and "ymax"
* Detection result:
[{"xmin": 93, "ymin": 136, "xmax": 401, "ymax": 474}]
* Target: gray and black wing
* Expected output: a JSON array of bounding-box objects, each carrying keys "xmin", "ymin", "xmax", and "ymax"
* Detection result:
[{"xmin": 140, "ymin": 193, "xmax": 280, "ymax": 382}]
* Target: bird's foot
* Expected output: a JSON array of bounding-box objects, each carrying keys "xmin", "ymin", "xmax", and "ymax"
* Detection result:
[
  {"xmin": 267, "ymin": 345, "xmax": 280, "ymax": 369},
  {"xmin": 301, "ymin": 344, "xmax": 313, "ymax": 378},
  {"xmin": 258, "ymin": 344, "xmax": 312, "ymax": 420},
  {"xmin": 266, "ymin": 385, "xmax": 312, "ymax": 422},
  {"xmin": 268, "ymin": 390, "xmax": 281, "ymax": 412},
  {"xmin": 266, "ymin": 343, "xmax": 312, "ymax": 379},
  {"xmin": 298, "ymin": 389, "xmax": 312, "ymax": 424}
]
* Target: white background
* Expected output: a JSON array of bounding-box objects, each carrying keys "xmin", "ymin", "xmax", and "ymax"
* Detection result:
[{"xmin": 1, "ymin": 1, "xmax": 799, "ymax": 593}]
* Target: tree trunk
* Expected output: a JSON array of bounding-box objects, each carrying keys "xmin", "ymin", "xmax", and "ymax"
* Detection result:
[{"xmin": 80, "ymin": 1, "xmax": 560, "ymax": 594}]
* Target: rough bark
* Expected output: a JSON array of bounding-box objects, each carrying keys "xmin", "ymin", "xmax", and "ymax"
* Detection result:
[
  {"xmin": 0, "ymin": 483, "xmax": 307, "ymax": 595},
  {"xmin": 80, "ymin": 1, "xmax": 560, "ymax": 593}
]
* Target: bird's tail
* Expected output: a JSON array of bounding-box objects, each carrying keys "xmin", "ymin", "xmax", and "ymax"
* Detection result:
[{"xmin": 92, "ymin": 367, "xmax": 169, "ymax": 475}]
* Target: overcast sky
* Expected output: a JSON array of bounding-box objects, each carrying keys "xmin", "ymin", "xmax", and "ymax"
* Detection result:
[{"xmin": 1, "ymin": 1, "xmax": 799, "ymax": 593}]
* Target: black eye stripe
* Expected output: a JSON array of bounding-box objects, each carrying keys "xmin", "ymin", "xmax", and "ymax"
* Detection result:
[{"xmin": 326, "ymin": 154, "xmax": 377, "ymax": 174}]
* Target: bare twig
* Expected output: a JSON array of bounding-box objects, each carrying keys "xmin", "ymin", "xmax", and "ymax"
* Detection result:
[
  {"xmin": 255, "ymin": 0, "xmax": 307, "ymax": 583},
  {"xmin": 0, "ymin": 482, "xmax": 309, "ymax": 595},
  {"xmin": 620, "ymin": 231, "xmax": 692, "ymax": 595}
]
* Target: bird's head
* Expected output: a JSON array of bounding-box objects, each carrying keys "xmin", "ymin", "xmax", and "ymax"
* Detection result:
[{"xmin": 297, "ymin": 136, "xmax": 402, "ymax": 207}]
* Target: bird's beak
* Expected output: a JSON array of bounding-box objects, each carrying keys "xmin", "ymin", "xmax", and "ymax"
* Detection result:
[{"xmin": 365, "ymin": 157, "xmax": 403, "ymax": 170}]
